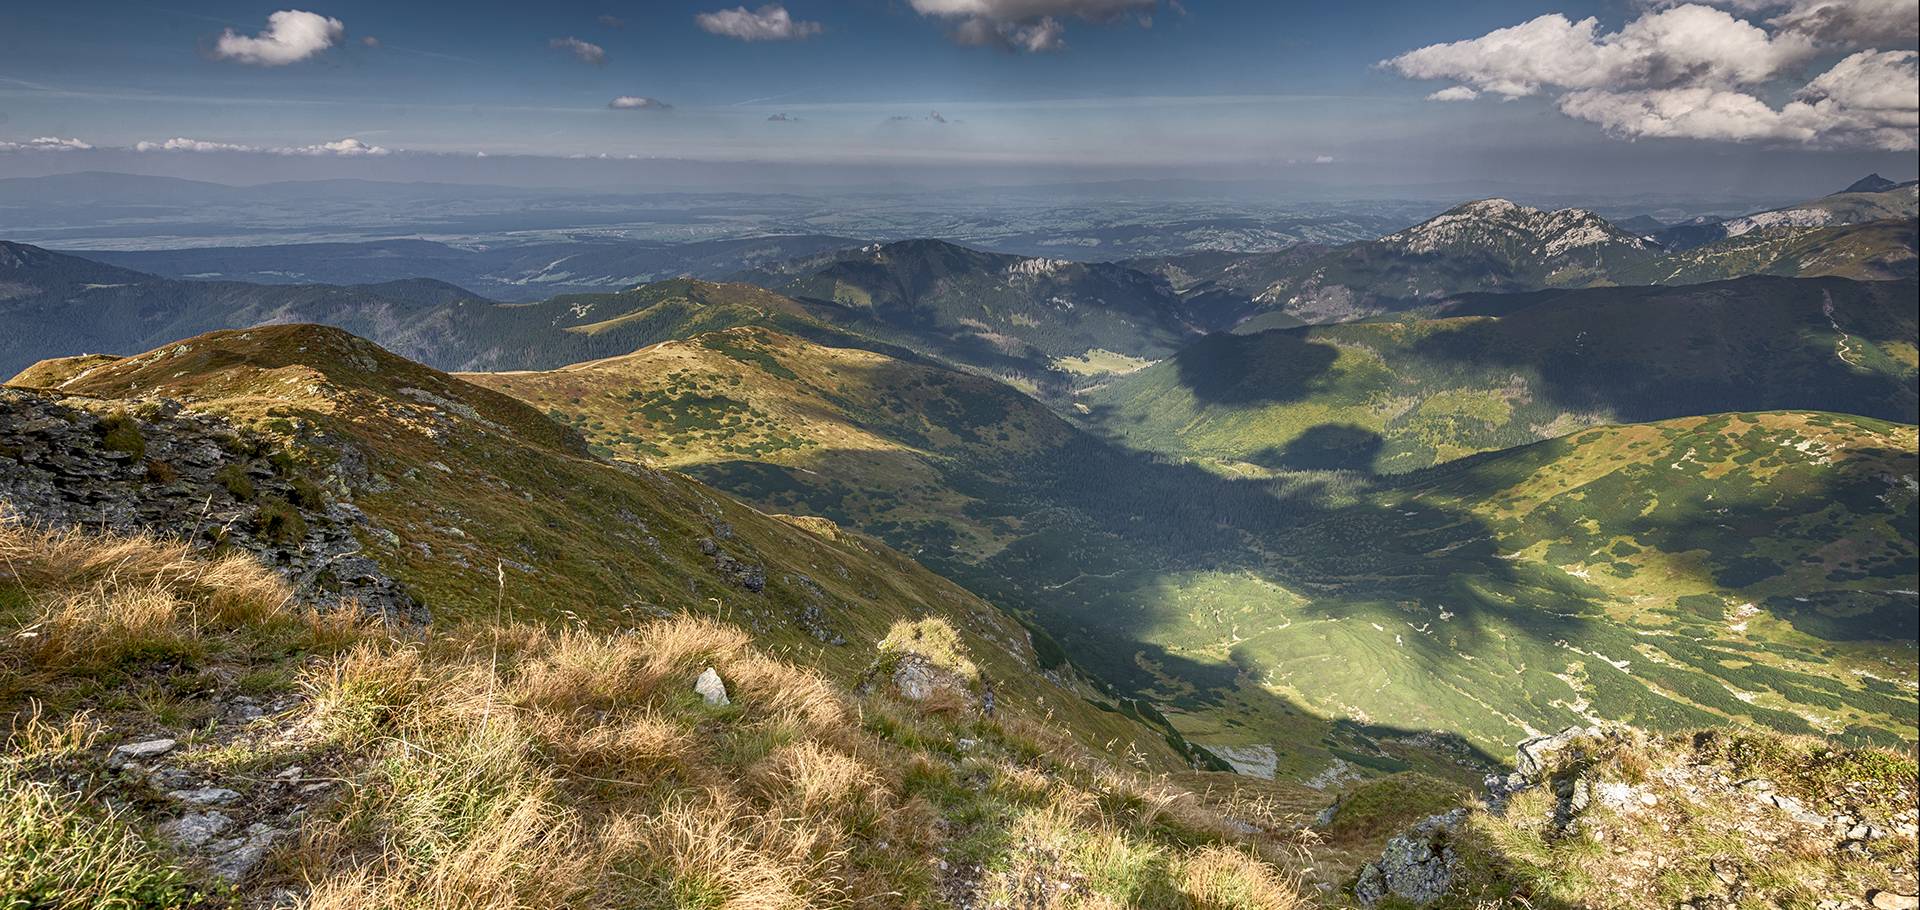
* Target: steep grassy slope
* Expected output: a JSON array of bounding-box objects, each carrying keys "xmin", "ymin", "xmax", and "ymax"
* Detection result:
[
  {"xmin": 0, "ymin": 524, "xmax": 1310, "ymax": 908},
  {"xmin": 1083, "ymin": 277, "xmax": 1918, "ymax": 474},
  {"xmin": 467, "ymin": 325, "xmax": 1078, "ymax": 561},
  {"xmin": 8, "ymin": 324, "xmax": 1185, "ymax": 767},
  {"xmin": 739, "ymin": 238, "xmax": 1196, "ymax": 390}
]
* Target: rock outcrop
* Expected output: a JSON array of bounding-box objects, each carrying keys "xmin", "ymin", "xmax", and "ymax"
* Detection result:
[{"xmin": 0, "ymin": 388, "xmax": 421, "ymax": 621}]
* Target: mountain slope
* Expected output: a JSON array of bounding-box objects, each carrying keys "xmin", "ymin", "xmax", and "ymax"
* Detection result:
[
  {"xmin": 1082, "ymin": 276, "xmax": 1918, "ymax": 474},
  {"xmin": 469, "ymin": 321, "xmax": 1917, "ymax": 784},
  {"xmin": 1661, "ymin": 179, "xmax": 1919, "ymax": 250},
  {"xmin": 1615, "ymin": 219, "xmax": 1918, "ymax": 285},
  {"xmin": 1179, "ymin": 200, "xmax": 1660, "ymax": 327},
  {"xmin": 6, "ymin": 323, "xmax": 1186, "ymax": 767},
  {"xmin": 739, "ymin": 239, "xmax": 1196, "ymax": 390}
]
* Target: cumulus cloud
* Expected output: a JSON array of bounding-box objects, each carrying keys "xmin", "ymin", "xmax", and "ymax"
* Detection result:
[
  {"xmin": 550, "ymin": 36, "xmax": 606, "ymax": 64},
  {"xmin": 1313, "ymin": 154, "xmax": 1337, "ymax": 164},
  {"xmin": 1387, "ymin": 3, "xmax": 1917, "ymax": 149},
  {"xmin": 909, "ymin": 0, "xmax": 1156, "ymax": 52},
  {"xmin": 695, "ymin": 4, "xmax": 823, "ymax": 41},
  {"xmin": 212, "ymin": 10, "xmax": 344, "ymax": 65},
  {"xmin": 1667, "ymin": 0, "xmax": 1919, "ymax": 46},
  {"xmin": 0, "ymin": 136, "xmax": 92, "ymax": 152},
  {"xmin": 767, "ymin": 112, "xmax": 798, "ymax": 121},
  {"xmin": 361, "ymin": 35, "xmax": 380, "ymax": 48},
  {"xmin": 609, "ymin": 96, "xmax": 673, "ymax": 110}
]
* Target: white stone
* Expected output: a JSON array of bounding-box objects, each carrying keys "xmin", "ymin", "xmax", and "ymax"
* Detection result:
[
  {"xmin": 694, "ymin": 667, "xmax": 729, "ymax": 706},
  {"xmin": 115, "ymin": 738, "xmax": 177, "ymax": 759}
]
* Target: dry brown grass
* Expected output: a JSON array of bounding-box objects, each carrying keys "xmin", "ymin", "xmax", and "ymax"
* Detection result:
[{"xmin": 0, "ymin": 525, "xmax": 1309, "ymax": 910}]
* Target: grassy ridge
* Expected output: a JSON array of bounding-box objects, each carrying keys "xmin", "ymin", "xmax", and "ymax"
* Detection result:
[
  {"xmin": 1082, "ymin": 276, "xmax": 1918, "ymax": 474},
  {"xmin": 9, "ymin": 324, "xmax": 1181, "ymax": 767}
]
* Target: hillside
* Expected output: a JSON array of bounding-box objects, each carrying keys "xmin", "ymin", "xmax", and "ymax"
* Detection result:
[
  {"xmin": 1660, "ymin": 179, "xmax": 1919, "ymax": 250},
  {"xmin": 1616, "ymin": 219, "xmax": 1919, "ymax": 285},
  {"xmin": 468, "ymin": 323, "xmax": 1917, "ymax": 785},
  {"xmin": 5, "ymin": 324, "xmax": 1189, "ymax": 769},
  {"xmin": 738, "ymin": 238, "xmax": 1196, "ymax": 391},
  {"xmin": 1082, "ymin": 276, "xmax": 1918, "ymax": 474},
  {"xmin": 0, "ymin": 519, "xmax": 1315, "ymax": 907}
]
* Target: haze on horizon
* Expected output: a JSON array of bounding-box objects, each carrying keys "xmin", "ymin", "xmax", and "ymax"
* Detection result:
[{"xmin": 2, "ymin": 0, "xmax": 1917, "ymax": 199}]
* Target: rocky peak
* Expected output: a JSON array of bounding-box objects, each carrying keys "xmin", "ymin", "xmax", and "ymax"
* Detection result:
[{"xmin": 1382, "ymin": 199, "xmax": 1651, "ymax": 258}]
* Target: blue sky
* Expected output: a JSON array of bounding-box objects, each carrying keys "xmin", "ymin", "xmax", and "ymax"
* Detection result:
[{"xmin": 1, "ymin": 0, "xmax": 1914, "ymax": 190}]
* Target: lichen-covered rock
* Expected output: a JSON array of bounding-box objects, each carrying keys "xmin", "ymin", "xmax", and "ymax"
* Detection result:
[
  {"xmin": 1354, "ymin": 810, "xmax": 1466, "ymax": 908},
  {"xmin": 0, "ymin": 388, "xmax": 421, "ymax": 621}
]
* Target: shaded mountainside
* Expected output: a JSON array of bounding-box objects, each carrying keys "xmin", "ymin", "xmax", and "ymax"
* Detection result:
[
  {"xmin": 67, "ymin": 233, "xmax": 861, "ymax": 302},
  {"xmin": 1082, "ymin": 276, "xmax": 1918, "ymax": 474},
  {"xmin": 737, "ymin": 238, "xmax": 1197, "ymax": 391},
  {"xmin": 0, "ymin": 241, "xmax": 911, "ymax": 376},
  {"xmin": 6, "ymin": 323, "xmax": 1190, "ymax": 767},
  {"xmin": 467, "ymin": 323, "xmax": 1917, "ymax": 785}
]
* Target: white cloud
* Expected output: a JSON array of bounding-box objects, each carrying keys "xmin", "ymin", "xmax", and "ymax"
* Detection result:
[
  {"xmin": 135, "ymin": 137, "xmax": 259, "ymax": 152},
  {"xmin": 549, "ymin": 36, "xmax": 606, "ymax": 65},
  {"xmin": 1312, "ymin": 154, "xmax": 1337, "ymax": 164},
  {"xmin": 1385, "ymin": 6, "xmax": 1815, "ymax": 98},
  {"xmin": 1387, "ymin": 3, "xmax": 1916, "ymax": 148},
  {"xmin": 1558, "ymin": 49, "xmax": 1918, "ymax": 149},
  {"xmin": 609, "ymin": 96, "xmax": 673, "ymax": 110},
  {"xmin": 212, "ymin": 10, "xmax": 344, "ymax": 66},
  {"xmin": 909, "ymin": 0, "xmax": 1156, "ymax": 52},
  {"xmin": 0, "ymin": 136, "xmax": 92, "ymax": 152},
  {"xmin": 695, "ymin": 4, "xmax": 823, "ymax": 41},
  {"xmin": 1671, "ymin": 0, "xmax": 1919, "ymax": 46},
  {"xmin": 278, "ymin": 137, "xmax": 391, "ymax": 156}
]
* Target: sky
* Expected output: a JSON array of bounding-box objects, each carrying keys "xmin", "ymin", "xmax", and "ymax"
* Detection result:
[{"xmin": 1, "ymin": 0, "xmax": 1915, "ymax": 193}]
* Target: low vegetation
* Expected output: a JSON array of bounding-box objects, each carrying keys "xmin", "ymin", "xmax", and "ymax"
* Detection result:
[{"xmin": 0, "ymin": 523, "xmax": 1308, "ymax": 908}]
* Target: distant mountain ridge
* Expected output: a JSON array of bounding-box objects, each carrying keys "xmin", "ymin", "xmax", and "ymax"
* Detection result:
[{"xmin": 737, "ymin": 238, "xmax": 1197, "ymax": 391}]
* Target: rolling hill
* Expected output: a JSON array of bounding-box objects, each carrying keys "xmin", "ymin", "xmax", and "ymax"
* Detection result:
[
  {"xmin": 1081, "ymin": 276, "xmax": 1918, "ymax": 474},
  {"xmin": 0, "ymin": 241, "xmax": 913, "ymax": 377}
]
